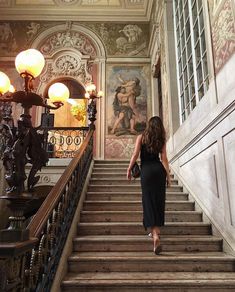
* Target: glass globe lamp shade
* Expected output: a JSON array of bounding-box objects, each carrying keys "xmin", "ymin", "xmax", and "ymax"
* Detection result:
[
  {"xmin": 0, "ymin": 71, "xmax": 11, "ymax": 94},
  {"xmin": 15, "ymin": 49, "xmax": 45, "ymax": 78},
  {"xmin": 86, "ymin": 84, "xmax": 96, "ymax": 93},
  {"xmin": 48, "ymin": 82, "xmax": 70, "ymax": 104},
  {"xmin": 9, "ymin": 84, "xmax": 15, "ymax": 93},
  {"xmin": 85, "ymin": 92, "xmax": 90, "ymax": 99},
  {"xmin": 97, "ymin": 91, "xmax": 104, "ymax": 97}
]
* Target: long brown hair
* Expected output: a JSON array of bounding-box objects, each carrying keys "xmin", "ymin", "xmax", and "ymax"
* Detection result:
[{"xmin": 142, "ymin": 116, "xmax": 166, "ymax": 154}]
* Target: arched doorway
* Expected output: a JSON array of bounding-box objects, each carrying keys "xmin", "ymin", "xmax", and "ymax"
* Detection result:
[{"xmin": 44, "ymin": 78, "xmax": 87, "ymax": 127}]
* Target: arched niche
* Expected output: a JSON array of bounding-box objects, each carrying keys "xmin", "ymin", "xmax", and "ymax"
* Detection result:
[
  {"xmin": 44, "ymin": 77, "xmax": 87, "ymax": 127},
  {"xmin": 30, "ymin": 23, "xmax": 106, "ymax": 158}
]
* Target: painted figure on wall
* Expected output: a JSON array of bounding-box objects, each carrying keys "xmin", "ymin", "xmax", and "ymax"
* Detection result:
[
  {"xmin": 111, "ymin": 77, "xmax": 141, "ymax": 135},
  {"xmin": 107, "ymin": 66, "xmax": 148, "ymax": 137}
]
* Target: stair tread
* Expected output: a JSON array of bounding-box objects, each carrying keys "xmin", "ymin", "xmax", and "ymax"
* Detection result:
[
  {"xmin": 74, "ymin": 235, "xmax": 220, "ymax": 240},
  {"xmin": 87, "ymin": 191, "xmax": 186, "ymax": 195},
  {"xmin": 84, "ymin": 200, "xmax": 191, "ymax": 203},
  {"xmin": 69, "ymin": 251, "xmax": 234, "ymax": 260},
  {"xmin": 78, "ymin": 222, "xmax": 210, "ymax": 226},
  {"xmin": 63, "ymin": 271, "xmax": 235, "ymax": 281},
  {"xmin": 81, "ymin": 210, "xmax": 201, "ymax": 214}
]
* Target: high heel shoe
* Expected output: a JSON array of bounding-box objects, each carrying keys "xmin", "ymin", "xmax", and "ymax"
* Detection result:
[{"xmin": 153, "ymin": 234, "xmax": 162, "ymax": 255}]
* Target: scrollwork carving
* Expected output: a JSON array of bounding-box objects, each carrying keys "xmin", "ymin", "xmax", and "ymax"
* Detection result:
[{"xmin": 55, "ymin": 55, "xmax": 81, "ymax": 74}]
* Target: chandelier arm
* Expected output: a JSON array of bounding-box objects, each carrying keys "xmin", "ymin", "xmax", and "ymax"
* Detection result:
[{"xmin": 0, "ymin": 95, "xmax": 14, "ymax": 102}]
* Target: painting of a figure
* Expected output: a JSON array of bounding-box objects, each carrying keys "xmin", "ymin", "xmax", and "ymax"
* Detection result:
[{"xmin": 107, "ymin": 66, "xmax": 148, "ymax": 136}]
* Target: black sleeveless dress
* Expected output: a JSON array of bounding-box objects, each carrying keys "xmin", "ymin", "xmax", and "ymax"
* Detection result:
[{"xmin": 140, "ymin": 144, "xmax": 167, "ymax": 229}]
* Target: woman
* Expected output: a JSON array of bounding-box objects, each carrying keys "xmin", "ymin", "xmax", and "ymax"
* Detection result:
[{"xmin": 127, "ymin": 116, "xmax": 171, "ymax": 254}]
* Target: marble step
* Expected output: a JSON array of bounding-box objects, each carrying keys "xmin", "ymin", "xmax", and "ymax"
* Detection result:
[
  {"xmin": 80, "ymin": 210, "xmax": 202, "ymax": 223},
  {"xmin": 83, "ymin": 200, "xmax": 194, "ymax": 211},
  {"xmin": 88, "ymin": 184, "xmax": 183, "ymax": 192},
  {"xmin": 68, "ymin": 252, "xmax": 235, "ymax": 273},
  {"xmin": 73, "ymin": 235, "xmax": 222, "ymax": 252},
  {"xmin": 89, "ymin": 178, "xmax": 178, "ymax": 185},
  {"xmin": 77, "ymin": 222, "xmax": 212, "ymax": 236},
  {"xmin": 91, "ymin": 172, "xmax": 175, "ymax": 180},
  {"xmin": 86, "ymin": 191, "xmax": 188, "ymax": 201},
  {"xmin": 62, "ymin": 271, "xmax": 235, "ymax": 291},
  {"xmin": 94, "ymin": 160, "xmax": 130, "ymax": 164}
]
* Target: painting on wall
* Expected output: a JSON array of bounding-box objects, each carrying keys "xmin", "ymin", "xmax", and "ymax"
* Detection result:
[
  {"xmin": 105, "ymin": 64, "xmax": 150, "ymax": 159},
  {"xmin": 209, "ymin": 0, "xmax": 235, "ymax": 73}
]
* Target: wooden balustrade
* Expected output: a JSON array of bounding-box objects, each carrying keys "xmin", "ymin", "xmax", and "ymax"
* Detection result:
[{"xmin": 0, "ymin": 128, "xmax": 94, "ymax": 292}]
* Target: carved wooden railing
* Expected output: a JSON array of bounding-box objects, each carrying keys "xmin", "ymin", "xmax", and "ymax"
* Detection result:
[{"xmin": 0, "ymin": 128, "xmax": 94, "ymax": 292}]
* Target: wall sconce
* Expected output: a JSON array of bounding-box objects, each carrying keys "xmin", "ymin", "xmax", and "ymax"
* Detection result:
[
  {"xmin": 0, "ymin": 49, "xmax": 69, "ymax": 242},
  {"xmin": 85, "ymin": 83, "xmax": 103, "ymax": 129}
]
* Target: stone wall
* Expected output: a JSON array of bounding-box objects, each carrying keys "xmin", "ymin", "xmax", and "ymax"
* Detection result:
[{"xmin": 165, "ymin": 0, "xmax": 235, "ymax": 251}]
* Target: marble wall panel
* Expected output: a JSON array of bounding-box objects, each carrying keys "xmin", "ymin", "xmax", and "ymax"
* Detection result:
[
  {"xmin": 178, "ymin": 142, "xmax": 224, "ymax": 221},
  {"xmin": 223, "ymin": 128, "xmax": 235, "ymax": 226}
]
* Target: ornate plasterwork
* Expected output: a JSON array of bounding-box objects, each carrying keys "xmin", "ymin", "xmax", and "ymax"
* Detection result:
[
  {"xmin": 40, "ymin": 51, "xmax": 92, "ymax": 86},
  {"xmin": 40, "ymin": 30, "xmax": 97, "ymax": 58}
]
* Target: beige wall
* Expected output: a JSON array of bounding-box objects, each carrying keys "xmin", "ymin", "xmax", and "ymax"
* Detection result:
[{"xmin": 158, "ymin": 0, "xmax": 235, "ymax": 251}]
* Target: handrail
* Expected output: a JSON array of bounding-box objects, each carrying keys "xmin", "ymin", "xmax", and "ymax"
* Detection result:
[
  {"xmin": 0, "ymin": 127, "xmax": 94, "ymax": 292},
  {"xmin": 28, "ymin": 128, "xmax": 93, "ymax": 237}
]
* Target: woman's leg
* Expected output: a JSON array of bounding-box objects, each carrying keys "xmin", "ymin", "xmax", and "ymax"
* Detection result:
[{"xmin": 151, "ymin": 226, "xmax": 161, "ymax": 254}]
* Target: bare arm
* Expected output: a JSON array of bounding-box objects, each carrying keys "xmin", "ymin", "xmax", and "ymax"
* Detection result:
[
  {"xmin": 127, "ymin": 134, "xmax": 142, "ymax": 180},
  {"xmin": 160, "ymin": 143, "xmax": 171, "ymax": 186}
]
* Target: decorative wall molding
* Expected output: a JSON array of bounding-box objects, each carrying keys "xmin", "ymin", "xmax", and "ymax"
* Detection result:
[{"xmin": 169, "ymin": 99, "xmax": 235, "ymax": 164}]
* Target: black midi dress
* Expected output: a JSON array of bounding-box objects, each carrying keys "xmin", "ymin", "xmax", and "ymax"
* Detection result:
[{"xmin": 140, "ymin": 144, "xmax": 167, "ymax": 229}]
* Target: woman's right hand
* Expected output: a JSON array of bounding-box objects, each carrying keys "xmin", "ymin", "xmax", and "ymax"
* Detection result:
[
  {"xmin": 166, "ymin": 175, "xmax": 171, "ymax": 187},
  {"xmin": 127, "ymin": 168, "xmax": 132, "ymax": 180}
]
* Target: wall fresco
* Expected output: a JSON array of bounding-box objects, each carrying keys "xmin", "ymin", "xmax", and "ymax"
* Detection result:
[
  {"xmin": 105, "ymin": 64, "xmax": 150, "ymax": 159},
  {"xmin": 0, "ymin": 21, "xmax": 149, "ymax": 57},
  {"xmin": 209, "ymin": 0, "xmax": 235, "ymax": 73}
]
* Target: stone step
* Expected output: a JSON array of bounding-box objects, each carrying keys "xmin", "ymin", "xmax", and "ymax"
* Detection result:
[
  {"xmin": 83, "ymin": 200, "xmax": 194, "ymax": 211},
  {"xmin": 73, "ymin": 235, "xmax": 222, "ymax": 252},
  {"xmin": 80, "ymin": 210, "xmax": 202, "ymax": 223},
  {"xmin": 94, "ymin": 160, "xmax": 130, "ymax": 164},
  {"xmin": 68, "ymin": 252, "xmax": 235, "ymax": 273},
  {"xmin": 91, "ymin": 172, "xmax": 176, "ymax": 180},
  {"xmin": 88, "ymin": 184, "xmax": 183, "ymax": 192},
  {"xmin": 89, "ymin": 178, "xmax": 179, "ymax": 185},
  {"xmin": 77, "ymin": 222, "xmax": 212, "ymax": 236},
  {"xmin": 86, "ymin": 191, "xmax": 189, "ymax": 201},
  {"xmin": 92, "ymin": 169, "xmax": 174, "ymax": 177},
  {"xmin": 62, "ymin": 272, "xmax": 235, "ymax": 291}
]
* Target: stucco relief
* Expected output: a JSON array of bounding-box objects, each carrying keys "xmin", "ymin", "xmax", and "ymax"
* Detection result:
[
  {"xmin": 40, "ymin": 30, "xmax": 97, "ymax": 57},
  {"xmin": 209, "ymin": 0, "xmax": 235, "ymax": 73},
  {"xmin": 40, "ymin": 55, "xmax": 92, "ymax": 85}
]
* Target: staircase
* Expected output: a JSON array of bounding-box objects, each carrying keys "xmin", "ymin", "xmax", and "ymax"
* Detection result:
[{"xmin": 61, "ymin": 160, "xmax": 235, "ymax": 291}]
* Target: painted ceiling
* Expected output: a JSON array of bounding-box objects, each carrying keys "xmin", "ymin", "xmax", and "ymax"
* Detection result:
[{"xmin": 0, "ymin": 0, "xmax": 154, "ymax": 21}]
